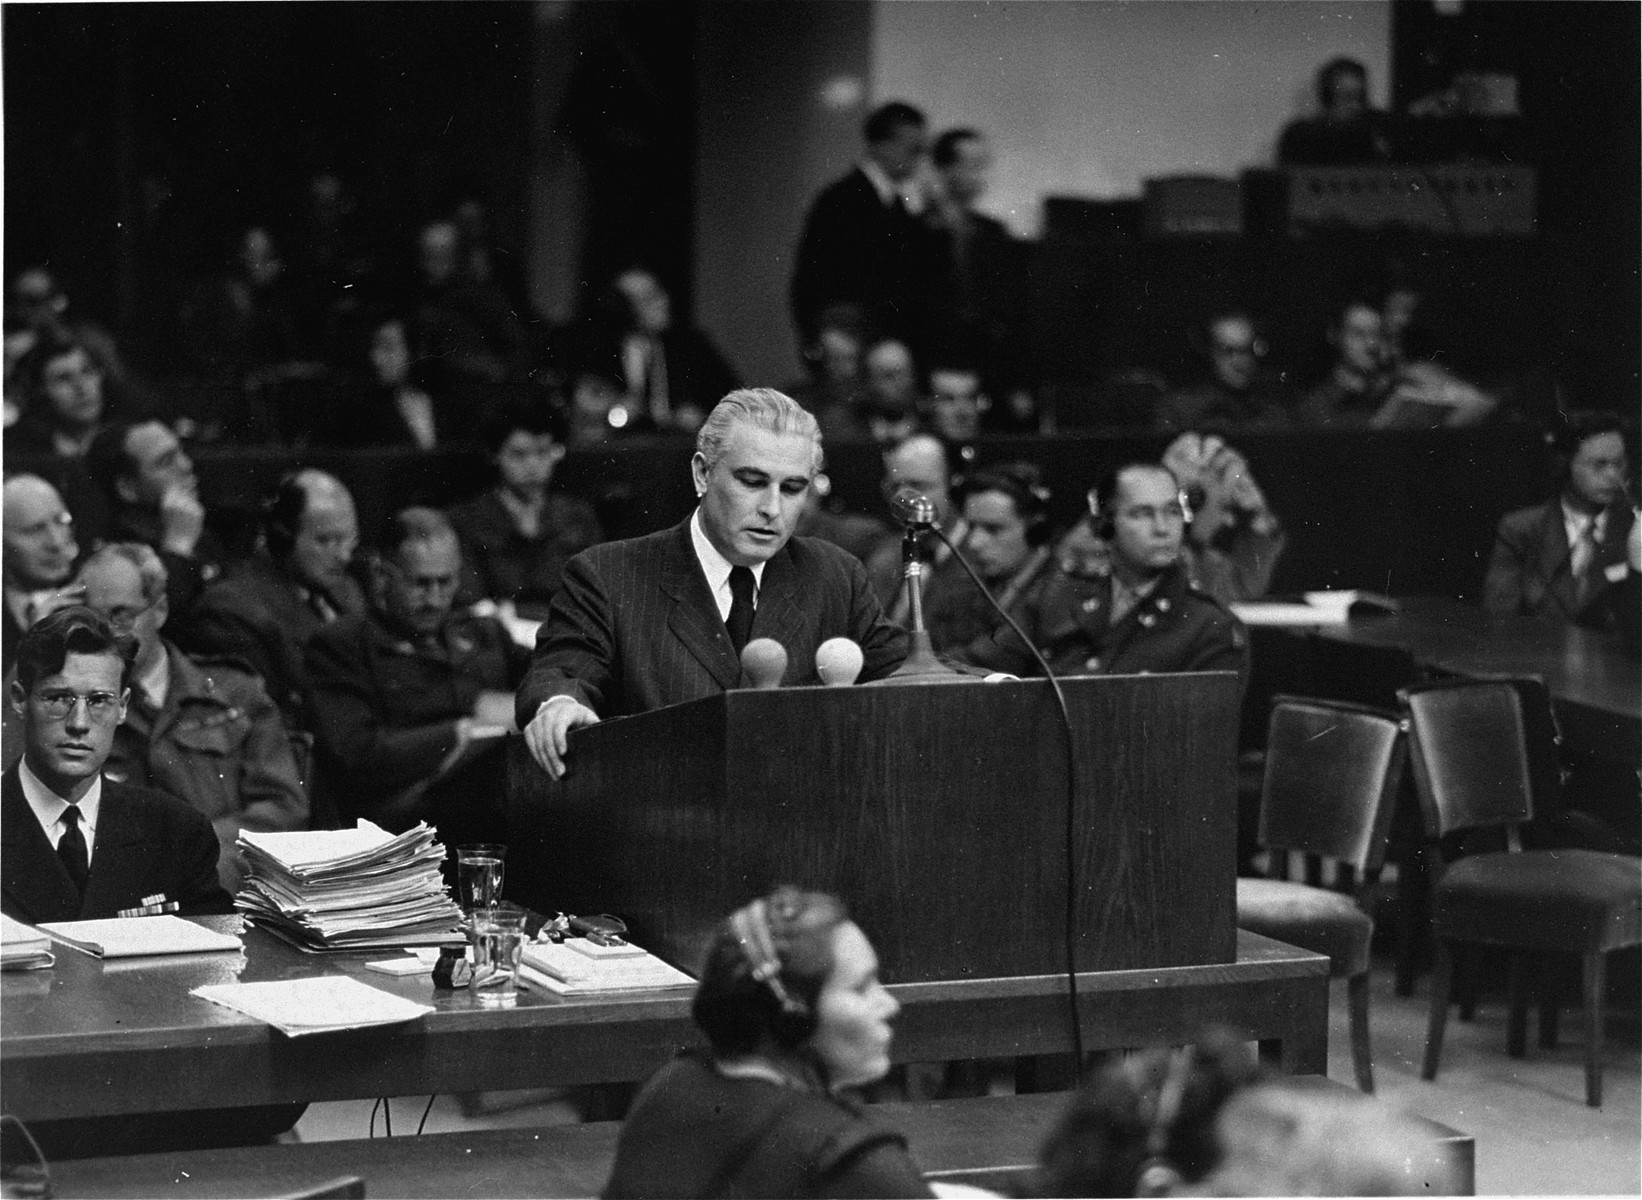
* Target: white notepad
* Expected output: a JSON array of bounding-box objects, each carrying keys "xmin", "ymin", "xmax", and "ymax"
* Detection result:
[
  {"xmin": 191, "ymin": 976, "xmax": 435, "ymax": 1036},
  {"xmin": 38, "ymin": 915, "xmax": 242, "ymax": 958}
]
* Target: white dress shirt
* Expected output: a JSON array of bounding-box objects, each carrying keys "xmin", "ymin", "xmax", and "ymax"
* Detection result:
[
  {"xmin": 19, "ymin": 757, "xmax": 102, "ymax": 863},
  {"xmin": 690, "ymin": 509, "xmax": 764, "ymax": 622},
  {"xmin": 1561, "ymin": 500, "xmax": 1606, "ymax": 581}
]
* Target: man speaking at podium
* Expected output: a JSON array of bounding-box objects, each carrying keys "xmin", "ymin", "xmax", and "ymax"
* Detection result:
[{"xmin": 518, "ymin": 389, "xmax": 907, "ymax": 777}]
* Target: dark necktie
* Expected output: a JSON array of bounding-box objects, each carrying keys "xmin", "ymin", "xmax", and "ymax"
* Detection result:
[
  {"xmin": 58, "ymin": 804, "xmax": 90, "ymax": 895},
  {"xmin": 726, "ymin": 566, "xmax": 756, "ymax": 655}
]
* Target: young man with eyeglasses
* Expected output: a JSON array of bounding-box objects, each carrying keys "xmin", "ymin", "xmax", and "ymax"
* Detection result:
[{"xmin": 2, "ymin": 605, "xmax": 231, "ymax": 924}]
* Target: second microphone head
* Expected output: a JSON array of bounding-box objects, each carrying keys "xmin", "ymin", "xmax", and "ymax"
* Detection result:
[{"xmin": 740, "ymin": 638, "xmax": 788, "ymax": 689}]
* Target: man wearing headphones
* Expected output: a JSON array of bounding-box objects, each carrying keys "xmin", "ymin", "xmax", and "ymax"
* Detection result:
[
  {"xmin": 954, "ymin": 462, "xmax": 1248, "ymax": 687},
  {"xmin": 924, "ymin": 463, "xmax": 1057, "ymax": 657},
  {"xmin": 1484, "ymin": 413, "xmax": 1636, "ymax": 630},
  {"xmin": 184, "ymin": 470, "xmax": 365, "ymax": 729}
]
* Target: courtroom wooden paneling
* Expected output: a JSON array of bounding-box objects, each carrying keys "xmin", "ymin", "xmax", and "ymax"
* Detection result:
[{"xmin": 507, "ymin": 674, "xmax": 1241, "ymax": 983}]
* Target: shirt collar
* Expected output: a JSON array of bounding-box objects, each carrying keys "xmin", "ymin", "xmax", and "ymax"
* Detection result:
[
  {"xmin": 690, "ymin": 509, "xmax": 765, "ymax": 600},
  {"xmin": 857, "ymin": 159, "xmax": 900, "ymax": 207},
  {"xmin": 1561, "ymin": 498, "xmax": 1606, "ymax": 542},
  {"xmin": 19, "ymin": 756, "xmax": 102, "ymax": 838},
  {"xmin": 134, "ymin": 643, "xmax": 172, "ymax": 711}
]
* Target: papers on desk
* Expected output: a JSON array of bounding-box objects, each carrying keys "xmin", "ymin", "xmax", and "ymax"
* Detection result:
[
  {"xmin": 192, "ymin": 975, "xmax": 435, "ymax": 1037},
  {"xmin": 234, "ymin": 820, "xmax": 463, "ymax": 952},
  {"xmin": 37, "ymin": 915, "xmax": 241, "ymax": 958},
  {"xmin": 519, "ymin": 939, "xmax": 695, "ymax": 995},
  {"xmin": 1, "ymin": 913, "xmax": 54, "ymax": 970},
  {"xmin": 1231, "ymin": 591, "xmax": 1400, "ymax": 626}
]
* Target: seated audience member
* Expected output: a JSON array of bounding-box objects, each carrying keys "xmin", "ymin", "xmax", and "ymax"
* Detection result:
[
  {"xmin": 924, "ymin": 463, "xmax": 1058, "ymax": 656},
  {"xmin": 787, "ymin": 303, "xmax": 870, "ymax": 440},
  {"xmin": 1277, "ymin": 56, "xmax": 1393, "ymax": 166},
  {"xmin": 6, "ymin": 332, "xmax": 114, "ymax": 458},
  {"xmin": 955, "ymin": 463, "xmax": 1248, "ymax": 687},
  {"xmin": 1484, "ymin": 413, "xmax": 1637, "ymax": 630},
  {"xmin": 922, "ymin": 355, "xmax": 989, "ymax": 449},
  {"xmin": 1371, "ymin": 284, "xmax": 1497, "ymax": 429},
  {"xmin": 517, "ymin": 390, "xmax": 906, "ymax": 779},
  {"xmin": 1156, "ymin": 311, "xmax": 1293, "ymax": 433},
  {"xmin": 184, "ymin": 470, "xmax": 366, "ymax": 728},
  {"xmin": 1161, "ymin": 433, "xmax": 1287, "ymax": 603},
  {"xmin": 25, "ymin": 544, "xmax": 308, "ymax": 893},
  {"xmin": 592, "ymin": 267, "xmax": 741, "ymax": 434},
  {"xmin": 306, "ymin": 508, "xmax": 526, "ymax": 845},
  {"xmin": 1190, "ymin": 1081, "xmax": 1456, "ymax": 1196},
  {"xmin": 1295, "ymin": 298, "xmax": 1390, "ymax": 429},
  {"xmin": 180, "ymin": 223, "xmax": 323, "ymax": 394},
  {"xmin": 3, "ymin": 475, "xmax": 79, "ymax": 672},
  {"xmin": 860, "ymin": 337, "xmax": 922, "ymax": 445},
  {"xmin": 604, "ymin": 887, "xmax": 933, "ymax": 1199},
  {"xmin": 795, "ymin": 476, "xmax": 895, "ymax": 567},
  {"xmin": 409, "ymin": 217, "xmax": 533, "ymax": 389},
  {"xmin": 325, "ymin": 313, "xmax": 465, "ymax": 449},
  {"xmin": 2, "ymin": 606, "xmax": 232, "ymax": 924},
  {"xmin": 85, "ymin": 419, "xmax": 230, "ymax": 622},
  {"xmin": 5, "ymin": 268, "xmax": 149, "ymax": 421},
  {"xmin": 448, "ymin": 404, "xmax": 604, "ymax": 611},
  {"xmin": 1029, "ymin": 1032, "xmax": 1262, "ymax": 1198},
  {"xmin": 866, "ymin": 432, "xmax": 965, "ymax": 617}
]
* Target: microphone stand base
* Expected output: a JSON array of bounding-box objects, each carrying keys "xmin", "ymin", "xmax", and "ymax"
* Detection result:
[{"xmin": 864, "ymin": 633, "xmax": 974, "ymax": 686}]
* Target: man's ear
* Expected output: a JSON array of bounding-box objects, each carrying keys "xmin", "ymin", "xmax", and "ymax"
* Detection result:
[
  {"xmin": 152, "ymin": 595, "xmax": 170, "ymax": 630},
  {"xmin": 117, "ymin": 687, "xmax": 131, "ymax": 725},
  {"xmin": 690, "ymin": 453, "xmax": 709, "ymax": 498},
  {"xmin": 114, "ymin": 472, "xmax": 139, "ymax": 506},
  {"xmin": 8, "ymin": 680, "xmax": 27, "ymax": 719}
]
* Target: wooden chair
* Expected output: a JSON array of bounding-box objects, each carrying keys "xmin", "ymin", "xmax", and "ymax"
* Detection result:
[
  {"xmin": 1401, "ymin": 677, "xmax": 1642, "ymax": 1108},
  {"xmin": 1235, "ymin": 696, "xmax": 1408, "ymax": 1093}
]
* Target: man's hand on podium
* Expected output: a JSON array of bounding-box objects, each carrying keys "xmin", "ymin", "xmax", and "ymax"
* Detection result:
[{"xmin": 524, "ymin": 697, "xmax": 601, "ymax": 779}]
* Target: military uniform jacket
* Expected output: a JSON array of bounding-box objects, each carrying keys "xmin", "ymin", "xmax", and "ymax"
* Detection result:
[
  {"xmin": 1, "ymin": 767, "xmax": 233, "ymax": 924},
  {"xmin": 306, "ymin": 609, "xmax": 527, "ymax": 807},
  {"xmin": 957, "ymin": 559, "xmax": 1249, "ymax": 689},
  {"xmin": 103, "ymin": 642, "xmax": 307, "ymax": 890}
]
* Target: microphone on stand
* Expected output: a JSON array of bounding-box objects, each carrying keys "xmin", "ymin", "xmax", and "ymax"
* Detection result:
[
  {"xmin": 868, "ymin": 487, "xmax": 968, "ymax": 685},
  {"xmin": 740, "ymin": 638, "xmax": 788, "ymax": 690}
]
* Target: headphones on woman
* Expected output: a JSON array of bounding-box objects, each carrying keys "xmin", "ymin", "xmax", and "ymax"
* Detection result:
[
  {"xmin": 262, "ymin": 470, "xmax": 312, "ymax": 560},
  {"xmin": 730, "ymin": 895, "xmax": 818, "ymax": 1045}
]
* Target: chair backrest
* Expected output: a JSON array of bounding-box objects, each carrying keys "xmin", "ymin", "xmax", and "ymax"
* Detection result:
[
  {"xmin": 1399, "ymin": 678, "xmax": 1535, "ymax": 841},
  {"xmin": 1259, "ymin": 696, "xmax": 1407, "ymax": 871}
]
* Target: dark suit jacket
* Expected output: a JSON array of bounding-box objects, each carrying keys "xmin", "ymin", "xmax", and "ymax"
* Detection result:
[
  {"xmin": 1483, "ymin": 499, "xmax": 1635, "ymax": 629},
  {"xmin": 1, "ymin": 767, "xmax": 233, "ymax": 924},
  {"xmin": 789, "ymin": 167, "xmax": 936, "ymax": 345},
  {"xmin": 516, "ymin": 520, "xmax": 908, "ymax": 722}
]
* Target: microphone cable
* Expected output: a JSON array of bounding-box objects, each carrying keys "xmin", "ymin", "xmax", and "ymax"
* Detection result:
[{"xmin": 929, "ymin": 524, "xmax": 1087, "ymax": 1076}]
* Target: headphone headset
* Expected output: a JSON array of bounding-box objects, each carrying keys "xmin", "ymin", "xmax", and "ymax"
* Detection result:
[
  {"xmin": 729, "ymin": 895, "xmax": 818, "ymax": 1045},
  {"xmin": 262, "ymin": 470, "xmax": 311, "ymax": 561},
  {"xmin": 1088, "ymin": 466, "xmax": 1192, "ymax": 541},
  {"xmin": 1133, "ymin": 1045, "xmax": 1195, "ymax": 1198},
  {"xmin": 959, "ymin": 463, "xmax": 1053, "ymax": 546}
]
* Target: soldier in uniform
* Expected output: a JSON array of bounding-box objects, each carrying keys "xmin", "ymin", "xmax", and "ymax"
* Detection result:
[
  {"xmin": 954, "ymin": 462, "xmax": 1248, "ymax": 688},
  {"xmin": 0, "ymin": 542, "xmax": 309, "ymax": 894},
  {"xmin": 306, "ymin": 508, "xmax": 527, "ymax": 855}
]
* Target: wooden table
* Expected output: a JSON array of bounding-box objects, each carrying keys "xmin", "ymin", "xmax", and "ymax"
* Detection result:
[
  {"xmin": 0, "ymin": 920, "xmax": 1327, "ymax": 1122},
  {"xmin": 44, "ymin": 1083, "xmax": 1474, "ymax": 1198},
  {"xmin": 1250, "ymin": 598, "xmax": 1639, "ymax": 764}
]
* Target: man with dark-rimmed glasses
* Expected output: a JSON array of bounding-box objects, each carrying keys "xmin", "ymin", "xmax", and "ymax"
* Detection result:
[{"xmin": 1, "ymin": 605, "xmax": 230, "ymax": 924}]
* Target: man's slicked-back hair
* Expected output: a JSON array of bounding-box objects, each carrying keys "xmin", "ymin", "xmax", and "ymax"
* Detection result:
[
  {"xmin": 695, "ymin": 388, "xmax": 823, "ymax": 475},
  {"xmin": 15, "ymin": 605, "xmax": 137, "ymax": 695},
  {"xmin": 931, "ymin": 127, "xmax": 982, "ymax": 168},
  {"xmin": 1093, "ymin": 461, "xmax": 1180, "ymax": 517},
  {"xmin": 863, "ymin": 101, "xmax": 926, "ymax": 145},
  {"xmin": 77, "ymin": 541, "xmax": 169, "ymax": 608}
]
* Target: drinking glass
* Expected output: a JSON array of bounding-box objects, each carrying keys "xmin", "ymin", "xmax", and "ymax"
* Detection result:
[
  {"xmin": 470, "ymin": 904, "xmax": 528, "ymax": 1008},
  {"xmin": 455, "ymin": 843, "xmax": 507, "ymax": 918}
]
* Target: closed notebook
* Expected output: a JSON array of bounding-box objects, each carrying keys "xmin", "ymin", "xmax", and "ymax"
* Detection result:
[{"xmin": 38, "ymin": 915, "xmax": 242, "ymax": 958}]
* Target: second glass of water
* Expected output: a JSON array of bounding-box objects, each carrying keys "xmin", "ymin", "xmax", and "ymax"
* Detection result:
[{"xmin": 456, "ymin": 843, "xmax": 507, "ymax": 917}]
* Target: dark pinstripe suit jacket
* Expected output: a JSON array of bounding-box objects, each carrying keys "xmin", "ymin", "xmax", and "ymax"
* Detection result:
[{"xmin": 515, "ymin": 519, "xmax": 907, "ymax": 720}]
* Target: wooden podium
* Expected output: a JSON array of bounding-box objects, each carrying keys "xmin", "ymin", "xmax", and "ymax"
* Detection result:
[{"xmin": 506, "ymin": 673, "xmax": 1239, "ymax": 984}]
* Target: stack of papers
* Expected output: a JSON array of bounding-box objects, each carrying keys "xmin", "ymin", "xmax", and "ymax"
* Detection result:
[
  {"xmin": 234, "ymin": 820, "xmax": 463, "ymax": 953},
  {"xmin": 1, "ymin": 913, "xmax": 54, "ymax": 970},
  {"xmin": 192, "ymin": 976, "xmax": 435, "ymax": 1036},
  {"xmin": 520, "ymin": 938, "xmax": 695, "ymax": 995},
  {"xmin": 39, "ymin": 915, "xmax": 240, "ymax": 958}
]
